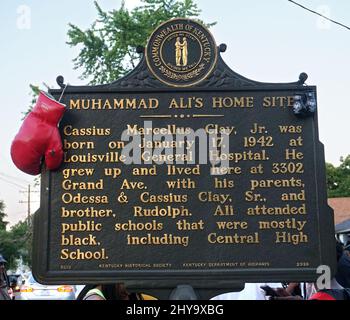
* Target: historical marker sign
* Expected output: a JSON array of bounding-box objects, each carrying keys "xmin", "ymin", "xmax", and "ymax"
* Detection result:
[{"xmin": 33, "ymin": 19, "xmax": 336, "ymax": 292}]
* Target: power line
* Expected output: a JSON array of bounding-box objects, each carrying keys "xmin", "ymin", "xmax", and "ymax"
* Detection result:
[
  {"xmin": 19, "ymin": 185, "xmax": 39, "ymax": 226},
  {"xmin": 288, "ymin": 0, "xmax": 350, "ymax": 31},
  {"xmin": 0, "ymin": 176, "xmax": 26, "ymax": 189},
  {"xmin": 0, "ymin": 172, "xmax": 30, "ymax": 185}
]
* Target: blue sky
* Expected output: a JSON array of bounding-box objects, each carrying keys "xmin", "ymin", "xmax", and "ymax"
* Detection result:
[{"xmin": 0, "ymin": 0, "xmax": 349, "ymax": 225}]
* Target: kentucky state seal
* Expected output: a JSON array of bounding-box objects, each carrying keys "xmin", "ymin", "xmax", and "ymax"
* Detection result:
[{"xmin": 146, "ymin": 18, "xmax": 218, "ymax": 87}]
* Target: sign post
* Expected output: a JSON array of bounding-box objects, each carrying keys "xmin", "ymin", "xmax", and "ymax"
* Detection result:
[{"xmin": 33, "ymin": 19, "xmax": 336, "ymax": 299}]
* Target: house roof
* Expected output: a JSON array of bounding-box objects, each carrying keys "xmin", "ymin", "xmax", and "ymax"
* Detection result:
[{"xmin": 328, "ymin": 197, "xmax": 350, "ymax": 225}]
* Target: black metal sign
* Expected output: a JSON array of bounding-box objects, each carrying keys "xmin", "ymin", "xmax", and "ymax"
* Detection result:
[{"xmin": 33, "ymin": 19, "xmax": 336, "ymax": 295}]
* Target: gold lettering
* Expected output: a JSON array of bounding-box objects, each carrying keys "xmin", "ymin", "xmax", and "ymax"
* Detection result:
[
  {"xmin": 212, "ymin": 96, "xmax": 254, "ymax": 108},
  {"xmin": 61, "ymin": 207, "xmax": 112, "ymax": 218},
  {"xmin": 263, "ymin": 96, "xmax": 294, "ymax": 108},
  {"xmin": 208, "ymin": 232, "xmax": 259, "ymax": 244},
  {"xmin": 70, "ymin": 99, "xmax": 81, "ymax": 110},
  {"xmin": 63, "ymin": 140, "xmax": 94, "ymax": 150},
  {"xmin": 61, "ymin": 179, "xmax": 104, "ymax": 191},
  {"xmin": 61, "ymin": 193, "xmax": 109, "ymax": 204},
  {"xmin": 61, "ymin": 248, "xmax": 108, "ymax": 260}
]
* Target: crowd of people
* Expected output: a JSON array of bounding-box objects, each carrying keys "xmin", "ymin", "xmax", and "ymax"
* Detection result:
[
  {"xmin": 0, "ymin": 255, "xmax": 11, "ymax": 300},
  {"xmin": 1, "ymin": 239, "xmax": 349, "ymax": 301},
  {"xmin": 211, "ymin": 240, "xmax": 350, "ymax": 300}
]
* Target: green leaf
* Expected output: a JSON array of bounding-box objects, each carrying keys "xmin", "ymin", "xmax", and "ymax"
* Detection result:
[
  {"xmin": 326, "ymin": 155, "xmax": 350, "ymax": 197},
  {"xmin": 67, "ymin": 0, "xmax": 215, "ymax": 84}
]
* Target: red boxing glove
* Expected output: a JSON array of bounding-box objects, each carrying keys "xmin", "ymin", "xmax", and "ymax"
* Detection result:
[{"xmin": 11, "ymin": 91, "xmax": 66, "ymax": 175}]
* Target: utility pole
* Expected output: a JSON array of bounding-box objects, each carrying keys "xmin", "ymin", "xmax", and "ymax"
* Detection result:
[{"xmin": 19, "ymin": 184, "xmax": 39, "ymax": 226}]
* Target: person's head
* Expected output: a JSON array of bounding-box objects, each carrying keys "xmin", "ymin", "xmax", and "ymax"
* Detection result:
[
  {"xmin": 0, "ymin": 254, "xmax": 7, "ymax": 271},
  {"xmin": 0, "ymin": 254, "xmax": 7, "ymax": 278},
  {"xmin": 335, "ymin": 250, "xmax": 350, "ymax": 289},
  {"xmin": 338, "ymin": 233, "xmax": 350, "ymax": 247},
  {"xmin": 101, "ymin": 283, "xmax": 129, "ymax": 300},
  {"xmin": 77, "ymin": 283, "xmax": 129, "ymax": 300}
]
